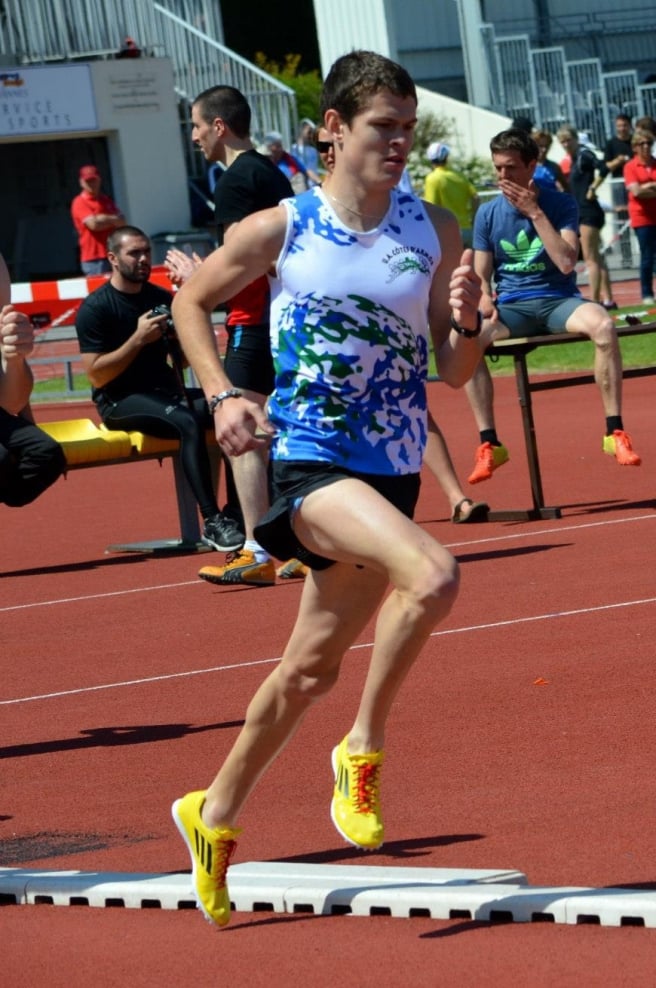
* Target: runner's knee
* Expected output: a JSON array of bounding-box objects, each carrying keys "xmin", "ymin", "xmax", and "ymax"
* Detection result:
[
  {"xmin": 277, "ymin": 661, "xmax": 341, "ymax": 704},
  {"xmin": 398, "ymin": 550, "xmax": 460, "ymax": 617}
]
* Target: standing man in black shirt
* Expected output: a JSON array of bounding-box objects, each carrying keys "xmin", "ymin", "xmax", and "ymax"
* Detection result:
[
  {"xmin": 604, "ymin": 113, "xmax": 634, "ymax": 267},
  {"xmin": 75, "ymin": 225, "xmax": 243, "ymax": 552},
  {"xmin": 166, "ymin": 86, "xmax": 295, "ymax": 587}
]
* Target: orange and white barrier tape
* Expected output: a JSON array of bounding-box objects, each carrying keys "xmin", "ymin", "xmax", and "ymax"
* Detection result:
[{"xmin": 11, "ymin": 267, "xmax": 175, "ymax": 330}]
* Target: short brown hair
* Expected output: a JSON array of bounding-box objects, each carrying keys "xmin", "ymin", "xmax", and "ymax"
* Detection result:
[
  {"xmin": 490, "ymin": 128, "xmax": 539, "ymax": 165},
  {"xmin": 320, "ymin": 50, "xmax": 416, "ymax": 126}
]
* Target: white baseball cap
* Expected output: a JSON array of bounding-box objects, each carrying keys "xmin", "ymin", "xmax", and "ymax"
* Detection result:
[{"xmin": 426, "ymin": 141, "xmax": 450, "ymax": 163}]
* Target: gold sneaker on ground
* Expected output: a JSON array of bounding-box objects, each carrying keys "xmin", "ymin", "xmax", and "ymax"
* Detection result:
[
  {"xmin": 171, "ymin": 790, "xmax": 240, "ymax": 928},
  {"xmin": 331, "ymin": 736, "xmax": 384, "ymax": 850},
  {"xmin": 198, "ymin": 549, "xmax": 276, "ymax": 586}
]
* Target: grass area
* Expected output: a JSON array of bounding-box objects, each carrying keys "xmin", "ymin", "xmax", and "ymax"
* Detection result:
[
  {"xmin": 32, "ymin": 374, "xmax": 90, "ymax": 401},
  {"xmin": 487, "ymin": 333, "xmax": 655, "ymax": 377}
]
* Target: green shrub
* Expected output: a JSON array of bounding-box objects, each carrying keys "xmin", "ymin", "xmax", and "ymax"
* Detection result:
[
  {"xmin": 255, "ymin": 52, "xmax": 322, "ymax": 126},
  {"xmin": 406, "ymin": 111, "xmax": 496, "ymax": 193}
]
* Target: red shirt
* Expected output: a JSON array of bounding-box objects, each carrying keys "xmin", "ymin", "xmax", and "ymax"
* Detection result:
[
  {"xmin": 624, "ymin": 155, "xmax": 656, "ymax": 227},
  {"xmin": 70, "ymin": 190, "xmax": 122, "ymax": 262}
]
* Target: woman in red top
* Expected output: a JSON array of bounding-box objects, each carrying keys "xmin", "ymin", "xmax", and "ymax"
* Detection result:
[{"xmin": 624, "ymin": 128, "xmax": 656, "ymax": 303}]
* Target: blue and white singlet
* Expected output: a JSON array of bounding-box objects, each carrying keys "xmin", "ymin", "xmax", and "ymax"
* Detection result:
[{"xmin": 268, "ymin": 186, "xmax": 441, "ymax": 475}]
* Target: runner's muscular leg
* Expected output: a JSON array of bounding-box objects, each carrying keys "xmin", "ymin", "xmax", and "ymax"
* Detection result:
[
  {"xmin": 202, "ymin": 561, "xmax": 388, "ymax": 828},
  {"xmin": 201, "ymin": 479, "xmax": 459, "ymax": 828},
  {"xmin": 293, "ymin": 479, "xmax": 460, "ymax": 753}
]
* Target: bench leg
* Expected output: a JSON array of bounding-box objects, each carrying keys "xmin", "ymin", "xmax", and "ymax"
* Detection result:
[
  {"xmin": 106, "ymin": 455, "xmax": 212, "ymax": 555},
  {"xmin": 487, "ymin": 353, "xmax": 561, "ymax": 522}
]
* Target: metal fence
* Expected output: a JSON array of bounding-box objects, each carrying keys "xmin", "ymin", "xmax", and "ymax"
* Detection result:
[{"xmin": 482, "ymin": 20, "xmax": 656, "ymax": 147}]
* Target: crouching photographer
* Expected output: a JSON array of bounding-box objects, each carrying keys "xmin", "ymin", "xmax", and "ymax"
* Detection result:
[{"xmin": 74, "ymin": 226, "xmax": 244, "ymax": 551}]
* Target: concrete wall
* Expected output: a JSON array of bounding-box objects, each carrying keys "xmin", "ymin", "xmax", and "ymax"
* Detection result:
[
  {"xmin": 0, "ymin": 56, "xmax": 189, "ymax": 278},
  {"xmin": 78, "ymin": 57, "xmax": 189, "ymax": 235},
  {"xmin": 417, "ymin": 86, "xmax": 511, "ymax": 161}
]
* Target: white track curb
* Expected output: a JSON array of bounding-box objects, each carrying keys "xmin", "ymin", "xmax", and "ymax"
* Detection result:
[{"xmin": 2, "ymin": 862, "xmax": 656, "ymax": 927}]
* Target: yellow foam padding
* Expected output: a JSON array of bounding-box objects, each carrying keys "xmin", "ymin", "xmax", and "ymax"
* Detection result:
[
  {"xmin": 127, "ymin": 429, "xmax": 218, "ymax": 455},
  {"xmin": 40, "ymin": 419, "xmax": 133, "ymax": 465},
  {"xmin": 127, "ymin": 431, "xmax": 180, "ymax": 456}
]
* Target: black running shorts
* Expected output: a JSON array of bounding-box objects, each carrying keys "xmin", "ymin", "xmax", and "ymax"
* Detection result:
[{"xmin": 254, "ymin": 461, "xmax": 421, "ymax": 570}]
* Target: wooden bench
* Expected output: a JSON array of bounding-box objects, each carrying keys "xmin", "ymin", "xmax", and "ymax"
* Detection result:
[
  {"xmin": 485, "ymin": 321, "xmax": 656, "ymax": 521},
  {"xmin": 39, "ymin": 418, "xmax": 219, "ymax": 554}
]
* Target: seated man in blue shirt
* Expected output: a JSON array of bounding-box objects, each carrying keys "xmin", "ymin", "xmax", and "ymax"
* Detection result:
[{"xmin": 465, "ymin": 127, "xmax": 641, "ymax": 484}]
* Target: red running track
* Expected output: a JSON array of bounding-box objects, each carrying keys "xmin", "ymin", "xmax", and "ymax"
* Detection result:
[{"xmin": 2, "ymin": 373, "xmax": 656, "ymax": 986}]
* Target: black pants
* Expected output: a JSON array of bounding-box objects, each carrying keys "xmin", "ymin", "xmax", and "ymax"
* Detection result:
[
  {"xmin": 0, "ymin": 408, "xmax": 66, "ymax": 507},
  {"xmin": 99, "ymin": 389, "xmax": 221, "ymax": 520}
]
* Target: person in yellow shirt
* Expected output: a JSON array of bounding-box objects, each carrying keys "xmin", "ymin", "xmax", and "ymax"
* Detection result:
[{"xmin": 423, "ymin": 142, "xmax": 479, "ymax": 247}]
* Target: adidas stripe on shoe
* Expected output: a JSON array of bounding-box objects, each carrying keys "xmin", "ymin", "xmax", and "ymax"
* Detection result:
[
  {"xmin": 171, "ymin": 790, "xmax": 240, "ymax": 928},
  {"xmin": 330, "ymin": 736, "xmax": 384, "ymax": 850}
]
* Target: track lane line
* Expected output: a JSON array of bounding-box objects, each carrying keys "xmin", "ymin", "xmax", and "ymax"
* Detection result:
[
  {"xmin": 3, "ymin": 594, "xmax": 655, "ymax": 706},
  {"xmin": 3, "ymin": 513, "xmax": 655, "ymax": 614}
]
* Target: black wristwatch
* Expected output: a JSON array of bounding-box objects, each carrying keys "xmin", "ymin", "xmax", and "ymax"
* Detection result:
[{"xmin": 450, "ymin": 311, "xmax": 482, "ymax": 339}]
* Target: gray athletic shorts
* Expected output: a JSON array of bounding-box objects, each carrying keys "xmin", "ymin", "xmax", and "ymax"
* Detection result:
[{"xmin": 496, "ymin": 296, "xmax": 586, "ymax": 337}]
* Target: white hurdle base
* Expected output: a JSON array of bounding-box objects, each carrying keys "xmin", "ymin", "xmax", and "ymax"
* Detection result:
[{"xmin": 1, "ymin": 861, "xmax": 655, "ymax": 928}]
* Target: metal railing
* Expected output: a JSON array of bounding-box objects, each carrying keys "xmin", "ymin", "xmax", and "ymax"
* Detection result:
[
  {"xmin": 0, "ymin": 0, "xmax": 297, "ymax": 158},
  {"xmin": 30, "ymin": 354, "xmax": 89, "ymax": 402}
]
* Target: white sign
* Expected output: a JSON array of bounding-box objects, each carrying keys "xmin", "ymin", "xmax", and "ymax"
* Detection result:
[{"xmin": 0, "ymin": 64, "xmax": 98, "ymax": 136}]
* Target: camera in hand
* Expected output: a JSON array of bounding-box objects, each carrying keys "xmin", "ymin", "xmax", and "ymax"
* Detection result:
[
  {"xmin": 149, "ymin": 304, "xmax": 175, "ymax": 337},
  {"xmin": 149, "ymin": 303, "xmax": 184, "ymax": 372}
]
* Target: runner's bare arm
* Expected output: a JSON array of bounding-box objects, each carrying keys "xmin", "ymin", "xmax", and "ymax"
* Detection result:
[
  {"xmin": 424, "ymin": 204, "xmax": 482, "ymax": 388},
  {"xmin": 171, "ymin": 205, "xmax": 287, "ymax": 453}
]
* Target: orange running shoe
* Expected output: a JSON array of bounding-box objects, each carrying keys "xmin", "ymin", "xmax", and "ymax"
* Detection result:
[
  {"xmin": 276, "ymin": 558, "xmax": 309, "ymax": 580},
  {"xmin": 467, "ymin": 442, "xmax": 509, "ymax": 484},
  {"xmin": 602, "ymin": 430, "xmax": 642, "ymax": 466},
  {"xmin": 199, "ymin": 549, "xmax": 276, "ymax": 586}
]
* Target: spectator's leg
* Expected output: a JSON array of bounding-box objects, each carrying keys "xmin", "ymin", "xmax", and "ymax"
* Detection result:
[
  {"xmin": 103, "ymin": 393, "xmax": 219, "ymax": 519},
  {"xmin": 463, "ymin": 357, "xmax": 497, "ymax": 435},
  {"xmin": 565, "ymin": 302, "xmax": 622, "ymax": 416},
  {"xmin": 0, "ymin": 410, "xmax": 66, "ymax": 507}
]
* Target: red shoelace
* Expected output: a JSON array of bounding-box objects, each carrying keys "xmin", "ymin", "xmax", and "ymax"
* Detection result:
[{"xmin": 353, "ymin": 762, "xmax": 381, "ymax": 814}]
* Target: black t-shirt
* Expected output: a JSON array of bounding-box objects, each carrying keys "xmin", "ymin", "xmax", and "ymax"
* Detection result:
[
  {"xmin": 569, "ymin": 147, "xmax": 608, "ymax": 203},
  {"xmin": 214, "ymin": 149, "xmax": 293, "ymax": 245},
  {"xmin": 569, "ymin": 147, "xmax": 607, "ymax": 227},
  {"xmin": 213, "ymin": 149, "xmax": 293, "ymax": 326},
  {"xmin": 603, "ymin": 136, "xmax": 633, "ymax": 176},
  {"xmin": 75, "ymin": 280, "xmax": 178, "ymax": 403}
]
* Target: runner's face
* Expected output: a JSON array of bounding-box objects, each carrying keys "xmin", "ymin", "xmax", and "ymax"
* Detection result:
[
  {"xmin": 112, "ymin": 237, "xmax": 151, "ymax": 283},
  {"xmin": 335, "ymin": 90, "xmax": 416, "ymax": 188}
]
